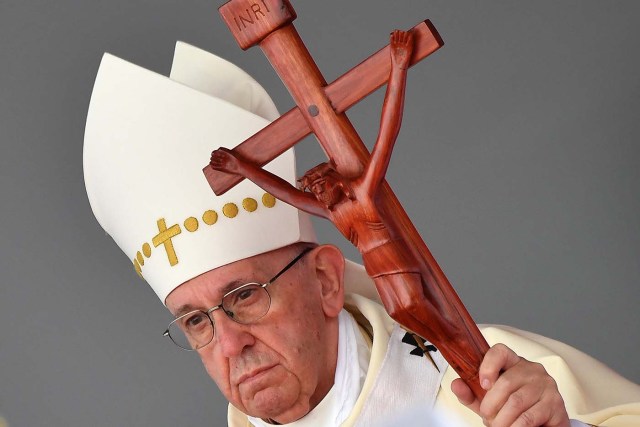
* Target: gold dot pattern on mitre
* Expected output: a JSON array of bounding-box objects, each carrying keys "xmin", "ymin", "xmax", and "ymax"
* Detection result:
[
  {"xmin": 184, "ymin": 217, "xmax": 199, "ymax": 232},
  {"xmin": 262, "ymin": 193, "xmax": 276, "ymax": 208},
  {"xmin": 203, "ymin": 210, "xmax": 218, "ymax": 225},
  {"xmin": 243, "ymin": 198, "xmax": 258, "ymax": 212},
  {"xmin": 134, "ymin": 258, "xmax": 143, "ymax": 278},
  {"xmin": 133, "ymin": 193, "xmax": 278, "ymax": 279},
  {"xmin": 142, "ymin": 243, "xmax": 152, "ymax": 258},
  {"xmin": 223, "ymin": 203, "xmax": 239, "ymax": 218}
]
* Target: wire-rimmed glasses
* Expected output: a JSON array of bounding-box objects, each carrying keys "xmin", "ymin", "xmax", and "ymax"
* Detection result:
[{"xmin": 163, "ymin": 247, "xmax": 312, "ymax": 351}]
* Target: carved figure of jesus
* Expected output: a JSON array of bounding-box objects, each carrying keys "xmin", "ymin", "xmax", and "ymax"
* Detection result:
[{"xmin": 211, "ymin": 30, "xmax": 461, "ymax": 350}]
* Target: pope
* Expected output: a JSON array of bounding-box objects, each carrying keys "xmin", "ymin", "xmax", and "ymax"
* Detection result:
[{"xmin": 84, "ymin": 39, "xmax": 640, "ymax": 426}]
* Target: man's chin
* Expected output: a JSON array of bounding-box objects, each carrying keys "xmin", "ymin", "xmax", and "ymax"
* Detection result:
[{"xmin": 241, "ymin": 387, "xmax": 309, "ymax": 423}]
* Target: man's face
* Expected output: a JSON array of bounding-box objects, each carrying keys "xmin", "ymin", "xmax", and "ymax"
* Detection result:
[{"xmin": 165, "ymin": 245, "xmax": 340, "ymax": 423}]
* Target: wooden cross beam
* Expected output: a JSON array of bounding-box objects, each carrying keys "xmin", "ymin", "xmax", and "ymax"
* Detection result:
[
  {"xmin": 205, "ymin": 0, "xmax": 489, "ymax": 399},
  {"xmin": 204, "ymin": 2, "xmax": 443, "ymax": 193}
]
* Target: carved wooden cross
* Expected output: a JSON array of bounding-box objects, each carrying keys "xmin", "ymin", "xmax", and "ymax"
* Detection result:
[{"xmin": 204, "ymin": 0, "xmax": 489, "ymax": 398}]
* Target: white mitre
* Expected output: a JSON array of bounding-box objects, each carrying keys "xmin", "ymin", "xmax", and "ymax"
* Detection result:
[{"xmin": 84, "ymin": 42, "xmax": 319, "ymax": 304}]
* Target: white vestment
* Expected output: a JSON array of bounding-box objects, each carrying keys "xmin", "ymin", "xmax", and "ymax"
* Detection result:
[{"xmin": 229, "ymin": 293, "xmax": 640, "ymax": 426}]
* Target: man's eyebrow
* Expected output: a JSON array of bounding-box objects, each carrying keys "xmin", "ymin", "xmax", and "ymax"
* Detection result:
[
  {"xmin": 174, "ymin": 304, "xmax": 197, "ymax": 318},
  {"xmin": 173, "ymin": 279, "xmax": 249, "ymax": 317},
  {"xmin": 220, "ymin": 279, "xmax": 251, "ymax": 295}
]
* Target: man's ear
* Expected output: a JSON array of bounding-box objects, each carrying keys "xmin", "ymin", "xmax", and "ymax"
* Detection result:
[{"xmin": 310, "ymin": 244, "xmax": 345, "ymax": 318}]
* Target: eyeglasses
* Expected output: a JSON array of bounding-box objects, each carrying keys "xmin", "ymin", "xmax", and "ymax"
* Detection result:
[{"xmin": 163, "ymin": 247, "xmax": 312, "ymax": 351}]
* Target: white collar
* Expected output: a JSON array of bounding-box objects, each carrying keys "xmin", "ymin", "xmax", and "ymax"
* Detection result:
[{"xmin": 248, "ymin": 310, "xmax": 370, "ymax": 427}]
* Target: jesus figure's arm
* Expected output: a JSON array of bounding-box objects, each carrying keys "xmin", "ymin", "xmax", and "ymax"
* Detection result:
[
  {"xmin": 210, "ymin": 148, "xmax": 330, "ymax": 219},
  {"xmin": 362, "ymin": 30, "xmax": 414, "ymax": 197}
]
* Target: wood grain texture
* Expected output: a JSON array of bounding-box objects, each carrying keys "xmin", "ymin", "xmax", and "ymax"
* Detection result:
[
  {"xmin": 209, "ymin": 0, "xmax": 489, "ymax": 399},
  {"xmin": 204, "ymin": 20, "xmax": 443, "ymax": 195}
]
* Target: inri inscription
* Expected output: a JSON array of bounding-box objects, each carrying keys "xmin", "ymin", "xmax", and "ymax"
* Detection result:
[
  {"xmin": 219, "ymin": 0, "xmax": 297, "ymax": 50},
  {"xmin": 233, "ymin": 0, "xmax": 270, "ymax": 31}
]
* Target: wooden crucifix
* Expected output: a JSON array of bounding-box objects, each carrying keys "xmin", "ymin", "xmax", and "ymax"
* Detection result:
[{"xmin": 204, "ymin": 0, "xmax": 490, "ymax": 399}]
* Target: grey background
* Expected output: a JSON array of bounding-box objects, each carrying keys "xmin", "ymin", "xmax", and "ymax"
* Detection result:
[{"xmin": 1, "ymin": 1, "xmax": 638, "ymax": 426}]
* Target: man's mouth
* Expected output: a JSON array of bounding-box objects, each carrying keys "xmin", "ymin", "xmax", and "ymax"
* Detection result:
[{"xmin": 237, "ymin": 364, "xmax": 278, "ymax": 386}]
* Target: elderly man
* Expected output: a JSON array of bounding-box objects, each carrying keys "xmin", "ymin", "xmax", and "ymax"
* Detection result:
[{"xmin": 84, "ymin": 41, "xmax": 640, "ymax": 426}]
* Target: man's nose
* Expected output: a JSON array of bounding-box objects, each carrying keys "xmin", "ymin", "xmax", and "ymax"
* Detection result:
[{"xmin": 212, "ymin": 311, "xmax": 255, "ymax": 357}]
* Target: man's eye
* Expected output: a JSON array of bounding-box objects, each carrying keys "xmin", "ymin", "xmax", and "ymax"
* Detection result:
[
  {"xmin": 237, "ymin": 288, "xmax": 257, "ymax": 301},
  {"xmin": 183, "ymin": 313, "xmax": 207, "ymax": 330},
  {"xmin": 227, "ymin": 286, "xmax": 260, "ymax": 307}
]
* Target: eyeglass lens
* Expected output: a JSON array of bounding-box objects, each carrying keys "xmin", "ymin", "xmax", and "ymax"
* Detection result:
[
  {"xmin": 167, "ymin": 284, "xmax": 271, "ymax": 350},
  {"xmin": 165, "ymin": 247, "xmax": 312, "ymax": 351}
]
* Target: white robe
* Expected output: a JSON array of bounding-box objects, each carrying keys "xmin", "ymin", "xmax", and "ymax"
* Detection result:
[{"xmin": 228, "ymin": 293, "xmax": 640, "ymax": 426}]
